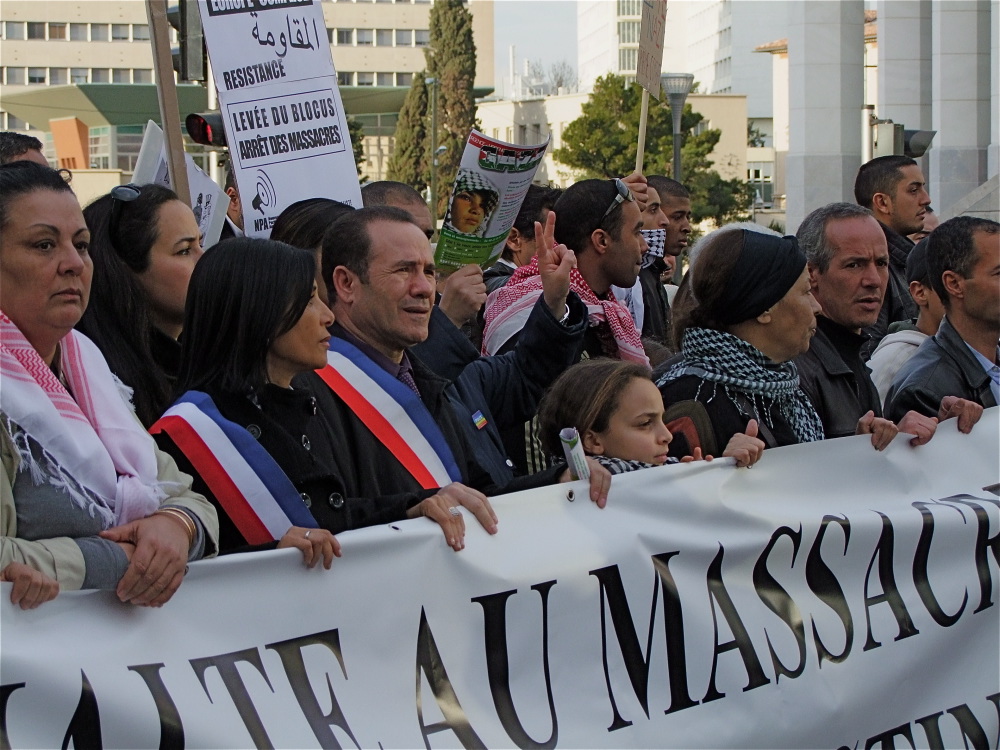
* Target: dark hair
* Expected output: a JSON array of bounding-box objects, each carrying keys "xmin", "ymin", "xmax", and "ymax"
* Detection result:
[
  {"xmin": 271, "ymin": 198, "xmax": 355, "ymax": 251},
  {"xmin": 926, "ymin": 216, "xmax": 1000, "ymax": 307},
  {"xmin": 0, "ymin": 132, "xmax": 44, "ymax": 165},
  {"xmin": 320, "ymin": 205, "xmax": 419, "ymax": 303},
  {"xmin": 224, "ymin": 168, "xmax": 237, "ymax": 193},
  {"xmin": 552, "ymin": 179, "xmax": 627, "ymax": 254},
  {"xmin": 176, "ymin": 238, "xmax": 316, "ymax": 396},
  {"xmin": 76, "ymin": 184, "xmax": 182, "ymax": 426},
  {"xmin": 646, "ymin": 175, "xmax": 690, "ymax": 200},
  {"xmin": 537, "ymin": 359, "xmax": 653, "ymax": 458},
  {"xmin": 0, "ymin": 161, "xmax": 74, "ymax": 228},
  {"xmin": 854, "ymin": 155, "xmax": 917, "ymax": 209},
  {"xmin": 501, "ymin": 184, "xmax": 562, "ymax": 261},
  {"xmin": 361, "ymin": 180, "xmax": 425, "ymax": 207}
]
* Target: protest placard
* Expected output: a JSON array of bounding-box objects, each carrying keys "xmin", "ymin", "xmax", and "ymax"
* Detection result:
[
  {"xmin": 3, "ymin": 412, "xmax": 998, "ymax": 748},
  {"xmin": 634, "ymin": 0, "xmax": 668, "ymax": 173},
  {"xmin": 197, "ymin": 0, "xmax": 361, "ymax": 237},
  {"xmin": 133, "ymin": 120, "xmax": 228, "ymax": 248},
  {"xmin": 434, "ymin": 130, "xmax": 549, "ymax": 269}
]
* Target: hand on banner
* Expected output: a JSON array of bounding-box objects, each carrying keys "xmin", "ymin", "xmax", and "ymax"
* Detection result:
[
  {"xmin": 277, "ymin": 527, "xmax": 341, "ymax": 569},
  {"xmin": 897, "ymin": 410, "xmax": 938, "ymax": 446},
  {"xmin": 0, "ymin": 562, "xmax": 59, "ymax": 610},
  {"xmin": 439, "ymin": 265, "xmax": 487, "ymax": 327},
  {"xmin": 937, "ymin": 396, "xmax": 983, "ymax": 434},
  {"xmin": 622, "ymin": 173, "xmax": 649, "ymax": 211},
  {"xmin": 101, "ymin": 513, "xmax": 191, "ymax": 607},
  {"xmin": 680, "ymin": 447, "xmax": 713, "ymax": 462},
  {"xmin": 558, "ymin": 457, "xmax": 611, "ymax": 508},
  {"xmin": 722, "ymin": 420, "xmax": 766, "ymax": 467},
  {"xmin": 536, "ymin": 211, "xmax": 576, "ymax": 319},
  {"xmin": 855, "ymin": 410, "xmax": 899, "ymax": 451},
  {"xmin": 409, "ymin": 482, "xmax": 498, "ymax": 551}
]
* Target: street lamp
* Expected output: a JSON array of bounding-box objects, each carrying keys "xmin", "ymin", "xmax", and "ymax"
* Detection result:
[
  {"xmin": 661, "ymin": 72, "xmax": 694, "ymax": 182},
  {"xmin": 425, "ymin": 76, "xmax": 439, "ymax": 219}
]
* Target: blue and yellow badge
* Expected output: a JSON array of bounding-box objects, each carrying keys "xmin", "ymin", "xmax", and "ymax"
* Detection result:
[{"xmin": 472, "ymin": 410, "xmax": 488, "ymax": 430}]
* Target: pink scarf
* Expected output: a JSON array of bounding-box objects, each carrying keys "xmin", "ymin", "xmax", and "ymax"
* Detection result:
[
  {"xmin": 0, "ymin": 314, "xmax": 168, "ymax": 526},
  {"xmin": 482, "ymin": 256, "xmax": 649, "ymax": 365}
]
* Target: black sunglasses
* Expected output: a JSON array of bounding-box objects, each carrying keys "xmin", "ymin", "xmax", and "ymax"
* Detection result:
[
  {"xmin": 108, "ymin": 184, "xmax": 141, "ymax": 253},
  {"xmin": 601, "ymin": 178, "xmax": 635, "ymax": 220}
]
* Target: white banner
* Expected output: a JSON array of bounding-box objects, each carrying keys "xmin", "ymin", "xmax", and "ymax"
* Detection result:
[
  {"xmin": 197, "ymin": 0, "xmax": 362, "ymax": 238},
  {"xmin": 2, "ymin": 412, "xmax": 999, "ymax": 749}
]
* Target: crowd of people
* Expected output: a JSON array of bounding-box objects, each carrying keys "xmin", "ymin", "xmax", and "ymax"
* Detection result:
[{"xmin": 0, "ymin": 130, "xmax": 995, "ymax": 611}]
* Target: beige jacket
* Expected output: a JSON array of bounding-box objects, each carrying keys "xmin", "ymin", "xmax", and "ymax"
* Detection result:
[{"xmin": 1, "ymin": 418, "xmax": 219, "ymax": 590}]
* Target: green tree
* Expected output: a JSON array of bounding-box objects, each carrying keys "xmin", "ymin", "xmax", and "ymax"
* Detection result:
[
  {"xmin": 554, "ymin": 74, "xmax": 753, "ymax": 225},
  {"xmin": 386, "ymin": 73, "xmax": 429, "ymax": 189},
  {"xmin": 425, "ymin": 0, "xmax": 477, "ymax": 217},
  {"xmin": 347, "ymin": 117, "xmax": 365, "ymax": 180}
]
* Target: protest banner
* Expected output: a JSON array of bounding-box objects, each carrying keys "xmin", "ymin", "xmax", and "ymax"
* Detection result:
[
  {"xmin": 434, "ymin": 130, "xmax": 549, "ymax": 269},
  {"xmin": 133, "ymin": 120, "xmax": 229, "ymax": 248},
  {"xmin": 2, "ymin": 412, "xmax": 998, "ymax": 748},
  {"xmin": 197, "ymin": 0, "xmax": 362, "ymax": 238},
  {"xmin": 634, "ymin": 0, "xmax": 668, "ymax": 173},
  {"xmin": 146, "ymin": 0, "xmax": 191, "ymax": 204}
]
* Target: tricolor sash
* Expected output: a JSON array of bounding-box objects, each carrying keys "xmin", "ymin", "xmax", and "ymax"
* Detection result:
[
  {"xmin": 316, "ymin": 337, "xmax": 462, "ymax": 490},
  {"xmin": 150, "ymin": 391, "xmax": 317, "ymax": 545}
]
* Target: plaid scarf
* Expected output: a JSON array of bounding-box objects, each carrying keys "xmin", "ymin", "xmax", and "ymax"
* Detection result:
[
  {"xmin": 482, "ymin": 256, "xmax": 649, "ymax": 365},
  {"xmin": 656, "ymin": 327, "xmax": 824, "ymax": 443}
]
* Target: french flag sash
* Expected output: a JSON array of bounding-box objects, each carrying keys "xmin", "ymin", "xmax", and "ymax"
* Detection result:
[
  {"xmin": 315, "ymin": 337, "xmax": 462, "ymax": 490},
  {"xmin": 150, "ymin": 391, "xmax": 317, "ymax": 545}
]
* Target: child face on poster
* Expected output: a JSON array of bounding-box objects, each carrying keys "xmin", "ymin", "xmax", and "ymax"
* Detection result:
[{"xmin": 451, "ymin": 190, "xmax": 488, "ymax": 234}]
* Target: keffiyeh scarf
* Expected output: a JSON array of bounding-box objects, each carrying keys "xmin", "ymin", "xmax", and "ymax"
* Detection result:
[
  {"xmin": 482, "ymin": 256, "xmax": 649, "ymax": 365},
  {"xmin": 0, "ymin": 314, "xmax": 171, "ymax": 526},
  {"xmin": 656, "ymin": 327, "xmax": 824, "ymax": 443}
]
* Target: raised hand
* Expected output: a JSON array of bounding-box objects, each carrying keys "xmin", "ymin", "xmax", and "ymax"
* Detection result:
[
  {"xmin": 536, "ymin": 210, "xmax": 576, "ymax": 319},
  {"xmin": 438, "ymin": 264, "xmax": 487, "ymax": 327}
]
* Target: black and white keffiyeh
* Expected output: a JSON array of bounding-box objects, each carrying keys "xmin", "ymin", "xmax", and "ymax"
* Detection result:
[
  {"xmin": 656, "ymin": 327, "xmax": 825, "ymax": 443},
  {"xmin": 640, "ymin": 228, "xmax": 666, "ymax": 269},
  {"xmin": 592, "ymin": 454, "xmax": 680, "ymax": 475}
]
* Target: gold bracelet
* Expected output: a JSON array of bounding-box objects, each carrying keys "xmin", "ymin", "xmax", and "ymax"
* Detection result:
[{"xmin": 154, "ymin": 507, "xmax": 196, "ymax": 549}]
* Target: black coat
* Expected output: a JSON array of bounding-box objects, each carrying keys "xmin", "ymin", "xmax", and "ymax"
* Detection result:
[
  {"xmin": 795, "ymin": 316, "xmax": 882, "ymax": 439},
  {"xmin": 884, "ymin": 316, "xmax": 998, "ymax": 421},
  {"xmin": 638, "ymin": 262, "xmax": 672, "ymax": 346}
]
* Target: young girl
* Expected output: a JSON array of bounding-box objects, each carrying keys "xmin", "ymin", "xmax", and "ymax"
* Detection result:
[{"xmin": 537, "ymin": 359, "xmax": 763, "ymax": 474}]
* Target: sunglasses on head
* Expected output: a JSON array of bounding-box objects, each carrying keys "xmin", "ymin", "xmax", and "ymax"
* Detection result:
[
  {"xmin": 108, "ymin": 184, "xmax": 141, "ymax": 253},
  {"xmin": 601, "ymin": 178, "xmax": 635, "ymax": 220}
]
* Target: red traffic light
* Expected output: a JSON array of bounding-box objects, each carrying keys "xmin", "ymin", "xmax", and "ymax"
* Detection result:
[{"xmin": 185, "ymin": 112, "xmax": 227, "ymax": 147}]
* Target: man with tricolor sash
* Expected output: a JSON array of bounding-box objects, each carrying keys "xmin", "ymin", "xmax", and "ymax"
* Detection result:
[{"xmin": 298, "ymin": 207, "xmax": 611, "ymax": 550}]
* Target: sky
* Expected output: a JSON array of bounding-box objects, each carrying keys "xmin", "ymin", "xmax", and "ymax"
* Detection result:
[{"xmin": 492, "ymin": 0, "xmax": 578, "ymax": 97}]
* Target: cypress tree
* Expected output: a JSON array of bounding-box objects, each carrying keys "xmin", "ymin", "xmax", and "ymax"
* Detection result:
[
  {"xmin": 387, "ymin": 72, "xmax": 429, "ymax": 190},
  {"xmin": 347, "ymin": 116, "xmax": 365, "ymax": 178}
]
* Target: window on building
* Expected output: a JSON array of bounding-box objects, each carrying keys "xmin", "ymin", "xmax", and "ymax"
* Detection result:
[
  {"xmin": 618, "ymin": 47, "xmax": 637, "ymax": 72},
  {"xmin": 91, "ymin": 68, "xmax": 110, "ymax": 83},
  {"xmin": 133, "ymin": 24, "xmax": 150, "ymax": 41},
  {"xmin": 27, "ymin": 22, "xmax": 46, "ymax": 39},
  {"xmin": 395, "ymin": 29, "xmax": 412, "ymax": 46},
  {"xmin": 71, "ymin": 68, "xmax": 89, "ymax": 84},
  {"xmin": 356, "ymin": 29, "xmax": 373, "ymax": 45},
  {"xmin": 617, "ymin": 21, "xmax": 639, "ymax": 44},
  {"xmin": 617, "ymin": 0, "xmax": 641, "ymax": 17},
  {"xmin": 396, "ymin": 72, "xmax": 412, "ymax": 86},
  {"xmin": 4, "ymin": 22, "xmax": 25, "ymax": 40},
  {"xmin": 6, "ymin": 113, "xmax": 30, "ymax": 130},
  {"xmin": 133, "ymin": 69, "xmax": 153, "ymax": 83},
  {"xmin": 112, "ymin": 68, "xmax": 130, "ymax": 83},
  {"xmin": 356, "ymin": 71, "xmax": 374, "ymax": 86},
  {"xmin": 49, "ymin": 68, "xmax": 67, "ymax": 85},
  {"xmin": 5, "ymin": 67, "xmax": 25, "ymax": 85},
  {"xmin": 48, "ymin": 23, "xmax": 67, "ymax": 40},
  {"xmin": 337, "ymin": 71, "xmax": 353, "ymax": 86},
  {"xmin": 376, "ymin": 72, "xmax": 393, "ymax": 86},
  {"xmin": 376, "ymin": 29, "xmax": 392, "ymax": 46},
  {"xmin": 112, "ymin": 24, "xmax": 130, "ymax": 41},
  {"xmin": 336, "ymin": 28, "xmax": 352, "ymax": 45},
  {"xmin": 91, "ymin": 24, "xmax": 109, "ymax": 41},
  {"xmin": 414, "ymin": 29, "xmax": 429, "ymax": 46},
  {"xmin": 28, "ymin": 67, "xmax": 46, "ymax": 84},
  {"xmin": 70, "ymin": 23, "xmax": 88, "ymax": 40}
]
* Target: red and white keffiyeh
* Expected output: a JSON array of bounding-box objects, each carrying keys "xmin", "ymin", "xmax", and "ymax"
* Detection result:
[
  {"xmin": 0, "ymin": 313, "xmax": 170, "ymax": 526},
  {"xmin": 481, "ymin": 256, "xmax": 649, "ymax": 365}
]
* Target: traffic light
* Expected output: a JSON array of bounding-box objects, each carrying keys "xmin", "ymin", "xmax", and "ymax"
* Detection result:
[
  {"xmin": 167, "ymin": 0, "xmax": 206, "ymax": 82},
  {"xmin": 873, "ymin": 122, "xmax": 936, "ymax": 158},
  {"xmin": 186, "ymin": 112, "xmax": 227, "ymax": 147}
]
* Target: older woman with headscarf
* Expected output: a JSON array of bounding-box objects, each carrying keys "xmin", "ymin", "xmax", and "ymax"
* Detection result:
[{"xmin": 0, "ymin": 162, "xmax": 218, "ymax": 609}]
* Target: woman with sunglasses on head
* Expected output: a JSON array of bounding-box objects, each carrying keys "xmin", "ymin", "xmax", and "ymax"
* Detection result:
[
  {"xmin": 0, "ymin": 162, "xmax": 219, "ymax": 609},
  {"xmin": 76, "ymin": 184, "xmax": 203, "ymax": 427}
]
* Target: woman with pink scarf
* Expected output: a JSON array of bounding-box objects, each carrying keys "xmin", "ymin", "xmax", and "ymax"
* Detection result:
[{"xmin": 0, "ymin": 162, "xmax": 219, "ymax": 609}]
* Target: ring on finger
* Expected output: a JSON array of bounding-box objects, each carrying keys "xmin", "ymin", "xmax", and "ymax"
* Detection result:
[
  {"xmin": 305, "ymin": 530, "xmax": 312, "ymax": 539},
  {"xmin": 447, "ymin": 507, "xmax": 461, "ymax": 517}
]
